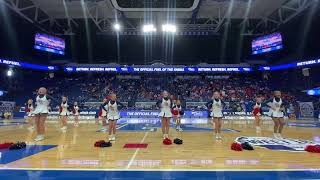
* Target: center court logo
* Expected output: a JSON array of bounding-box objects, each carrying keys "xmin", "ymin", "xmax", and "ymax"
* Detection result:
[{"xmin": 235, "ymin": 137, "xmax": 315, "ymax": 152}]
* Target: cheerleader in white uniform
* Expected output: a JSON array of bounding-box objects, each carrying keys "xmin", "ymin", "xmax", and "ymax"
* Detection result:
[
  {"xmin": 252, "ymin": 96, "xmax": 263, "ymax": 133},
  {"xmin": 98, "ymin": 98, "xmax": 109, "ymax": 132},
  {"xmin": 172, "ymin": 100, "xmax": 184, "ymax": 132},
  {"xmin": 265, "ymin": 91, "xmax": 287, "ymax": 139},
  {"xmin": 33, "ymin": 87, "xmax": 50, "ymax": 142},
  {"xmin": 73, "ymin": 102, "xmax": 80, "ymax": 127},
  {"xmin": 157, "ymin": 91, "xmax": 173, "ymax": 139},
  {"xmin": 207, "ymin": 91, "xmax": 225, "ymax": 140},
  {"xmin": 59, "ymin": 96, "xmax": 70, "ymax": 132},
  {"xmin": 106, "ymin": 93, "xmax": 124, "ymax": 141},
  {"xmin": 26, "ymin": 99, "xmax": 35, "ymax": 131}
]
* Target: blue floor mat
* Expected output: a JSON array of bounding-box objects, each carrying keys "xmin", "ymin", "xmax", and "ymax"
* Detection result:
[
  {"xmin": 0, "ymin": 145, "xmax": 57, "ymax": 164},
  {"xmin": 0, "ymin": 170, "xmax": 319, "ymax": 180}
]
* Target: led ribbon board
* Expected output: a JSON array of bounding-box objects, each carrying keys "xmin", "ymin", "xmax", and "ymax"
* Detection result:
[
  {"xmin": 259, "ymin": 58, "xmax": 320, "ymax": 71},
  {"xmin": 64, "ymin": 66, "xmax": 253, "ymax": 73},
  {"xmin": 0, "ymin": 58, "xmax": 58, "ymax": 71}
]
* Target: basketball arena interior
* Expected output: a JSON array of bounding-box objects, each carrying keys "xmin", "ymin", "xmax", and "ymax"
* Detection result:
[{"xmin": 1, "ymin": 0, "xmax": 320, "ymax": 179}]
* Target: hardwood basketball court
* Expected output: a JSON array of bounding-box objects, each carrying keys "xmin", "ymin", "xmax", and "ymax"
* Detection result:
[{"xmin": 1, "ymin": 118, "xmax": 319, "ymax": 179}]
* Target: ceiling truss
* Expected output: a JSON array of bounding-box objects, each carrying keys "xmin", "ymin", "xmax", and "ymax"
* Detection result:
[
  {"xmin": 2, "ymin": 0, "xmax": 78, "ymax": 35},
  {"xmin": 2, "ymin": 0, "xmax": 319, "ymax": 36},
  {"xmin": 243, "ymin": 0, "xmax": 319, "ymax": 35}
]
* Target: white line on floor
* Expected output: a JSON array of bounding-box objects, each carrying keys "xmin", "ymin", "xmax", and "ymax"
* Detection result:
[
  {"xmin": 116, "ymin": 123, "xmax": 129, "ymax": 130},
  {"xmin": 126, "ymin": 131, "xmax": 149, "ymax": 169}
]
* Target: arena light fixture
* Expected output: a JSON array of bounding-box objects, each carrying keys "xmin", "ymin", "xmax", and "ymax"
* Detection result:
[
  {"xmin": 162, "ymin": 24, "xmax": 177, "ymax": 33},
  {"xmin": 7, "ymin": 69, "xmax": 13, "ymax": 77},
  {"xmin": 307, "ymin": 90, "xmax": 316, "ymax": 96},
  {"xmin": 113, "ymin": 23, "xmax": 121, "ymax": 31},
  {"xmin": 142, "ymin": 24, "xmax": 157, "ymax": 33},
  {"xmin": 307, "ymin": 89, "xmax": 320, "ymax": 96}
]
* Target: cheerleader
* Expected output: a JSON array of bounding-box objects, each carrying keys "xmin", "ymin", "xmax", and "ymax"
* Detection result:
[
  {"xmin": 73, "ymin": 102, "xmax": 80, "ymax": 127},
  {"xmin": 172, "ymin": 100, "xmax": 184, "ymax": 132},
  {"xmin": 106, "ymin": 93, "xmax": 124, "ymax": 141},
  {"xmin": 59, "ymin": 96, "xmax": 70, "ymax": 132},
  {"xmin": 253, "ymin": 96, "xmax": 263, "ymax": 133},
  {"xmin": 98, "ymin": 98, "xmax": 108, "ymax": 132},
  {"xmin": 26, "ymin": 99, "xmax": 35, "ymax": 131},
  {"xmin": 33, "ymin": 87, "xmax": 50, "ymax": 141},
  {"xmin": 207, "ymin": 91, "xmax": 225, "ymax": 140},
  {"xmin": 157, "ymin": 91, "xmax": 173, "ymax": 139},
  {"xmin": 265, "ymin": 91, "xmax": 287, "ymax": 139}
]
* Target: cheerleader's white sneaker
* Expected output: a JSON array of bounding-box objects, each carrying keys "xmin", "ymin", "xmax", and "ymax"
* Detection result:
[
  {"xmin": 215, "ymin": 134, "xmax": 220, "ymax": 140},
  {"xmin": 34, "ymin": 135, "xmax": 44, "ymax": 142},
  {"xmin": 28, "ymin": 126, "xmax": 35, "ymax": 131},
  {"xmin": 256, "ymin": 127, "xmax": 261, "ymax": 133},
  {"xmin": 60, "ymin": 126, "xmax": 67, "ymax": 133}
]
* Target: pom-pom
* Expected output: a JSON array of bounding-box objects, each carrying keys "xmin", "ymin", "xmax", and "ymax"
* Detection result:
[
  {"xmin": 163, "ymin": 138, "xmax": 172, "ymax": 145},
  {"xmin": 94, "ymin": 140, "xmax": 105, "ymax": 147},
  {"xmin": 231, "ymin": 142, "xmax": 243, "ymax": 151},
  {"xmin": 171, "ymin": 109, "xmax": 179, "ymax": 116},
  {"xmin": 0, "ymin": 142, "xmax": 14, "ymax": 149},
  {"xmin": 305, "ymin": 145, "xmax": 320, "ymax": 153}
]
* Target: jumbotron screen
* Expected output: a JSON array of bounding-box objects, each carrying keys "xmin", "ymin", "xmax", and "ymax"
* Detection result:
[
  {"xmin": 34, "ymin": 33, "xmax": 65, "ymax": 55},
  {"xmin": 252, "ymin": 32, "xmax": 283, "ymax": 55}
]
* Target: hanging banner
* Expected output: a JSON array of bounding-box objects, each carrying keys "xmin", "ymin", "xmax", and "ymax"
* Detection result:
[
  {"xmin": 0, "ymin": 101, "xmax": 15, "ymax": 113},
  {"xmin": 299, "ymin": 102, "xmax": 314, "ymax": 118}
]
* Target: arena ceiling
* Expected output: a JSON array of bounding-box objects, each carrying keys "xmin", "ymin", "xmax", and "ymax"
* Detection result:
[{"xmin": 3, "ymin": 0, "xmax": 318, "ymax": 35}]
